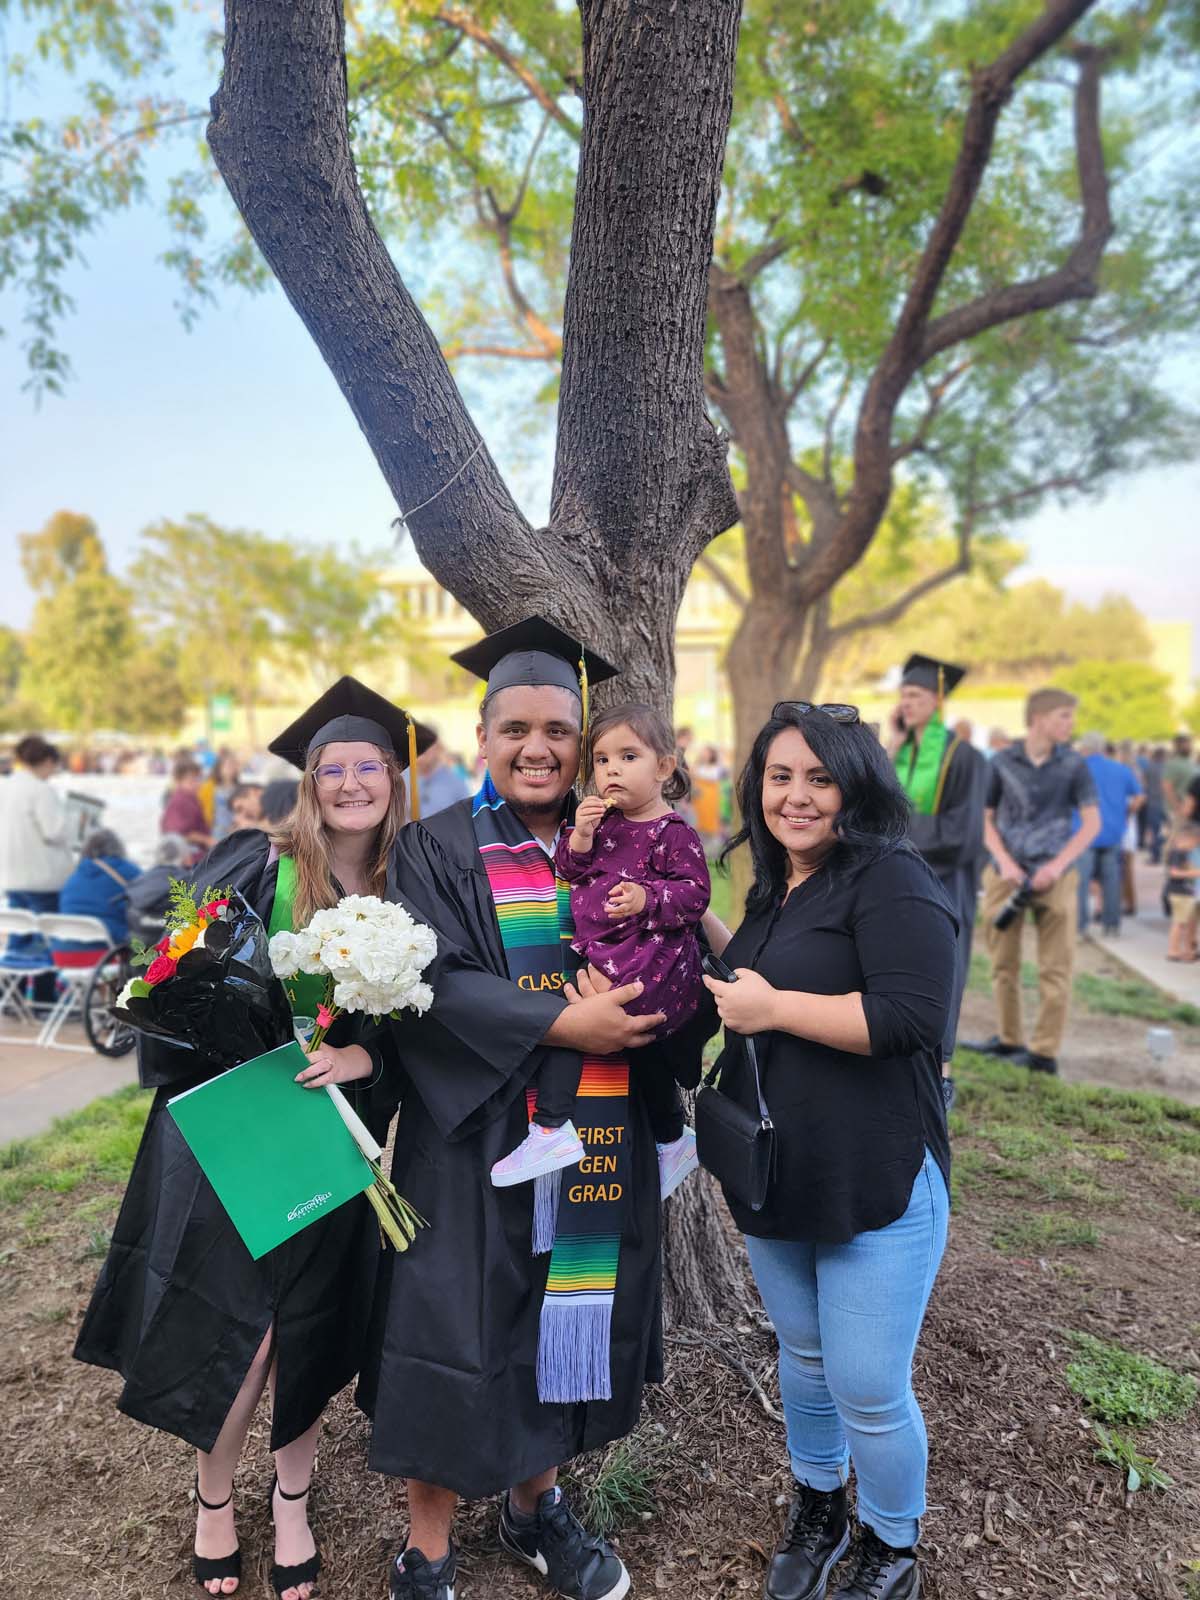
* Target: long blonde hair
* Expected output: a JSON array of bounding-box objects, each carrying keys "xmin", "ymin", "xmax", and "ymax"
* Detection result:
[{"xmin": 269, "ymin": 745, "xmax": 408, "ymax": 925}]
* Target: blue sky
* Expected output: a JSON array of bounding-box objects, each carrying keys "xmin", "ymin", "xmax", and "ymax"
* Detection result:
[{"xmin": 2, "ymin": 35, "xmax": 1198, "ymax": 673}]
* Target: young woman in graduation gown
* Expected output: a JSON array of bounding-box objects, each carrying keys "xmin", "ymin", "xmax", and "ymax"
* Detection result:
[{"xmin": 74, "ymin": 680, "xmax": 433, "ymax": 1600}]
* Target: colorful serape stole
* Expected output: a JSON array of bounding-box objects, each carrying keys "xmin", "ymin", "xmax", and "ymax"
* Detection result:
[{"xmin": 473, "ymin": 774, "xmax": 631, "ymax": 1403}]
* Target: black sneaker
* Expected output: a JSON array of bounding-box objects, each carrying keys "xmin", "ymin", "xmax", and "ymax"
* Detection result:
[
  {"xmin": 1012, "ymin": 1048, "xmax": 1058, "ymax": 1075},
  {"xmin": 831, "ymin": 1526, "xmax": 918, "ymax": 1599},
  {"xmin": 961, "ymin": 1035, "xmax": 1022, "ymax": 1058},
  {"xmin": 498, "ymin": 1487, "xmax": 629, "ymax": 1600},
  {"xmin": 390, "ymin": 1543, "xmax": 457, "ymax": 1600},
  {"xmin": 765, "ymin": 1482, "xmax": 850, "ymax": 1600}
]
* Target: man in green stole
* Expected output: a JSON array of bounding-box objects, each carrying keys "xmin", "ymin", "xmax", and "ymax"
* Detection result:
[
  {"xmin": 889, "ymin": 654, "xmax": 987, "ymax": 1105},
  {"xmin": 363, "ymin": 616, "xmax": 678, "ymax": 1600}
]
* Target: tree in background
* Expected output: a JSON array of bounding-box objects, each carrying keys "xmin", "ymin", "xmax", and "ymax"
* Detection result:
[
  {"xmin": 133, "ymin": 516, "xmax": 433, "ymax": 742},
  {"xmin": 16, "ymin": 512, "xmax": 186, "ymax": 740},
  {"xmin": 1052, "ymin": 659, "xmax": 1176, "ymax": 740}
]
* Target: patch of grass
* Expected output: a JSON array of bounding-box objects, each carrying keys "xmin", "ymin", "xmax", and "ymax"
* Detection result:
[
  {"xmin": 1065, "ymin": 1333, "xmax": 1198, "ymax": 1427},
  {"xmin": 1090, "ymin": 1144, "xmax": 1130, "ymax": 1162},
  {"xmin": 0, "ymin": 1086, "xmax": 150, "ymax": 1210},
  {"xmin": 1178, "ymin": 1193, "xmax": 1200, "ymax": 1215},
  {"xmin": 565, "ymin": 1429, "xmax": 667, "ymax": 1536},
  {"xmin": 1090, "ymin": 1422, "xmax": 1174, "ymax": 1493},
  {"xmin": 0, "ymin": 1139, "xmax": 35, "ymax": 1170},
  {"xmin": 707, "ymin": 861, "xmax": 733, "ymax": 929},
  {"xmin": 79, "ymin": 1225, "xmax": 113, "ymax": 1262},
  {"xmin": 992, "ymin": 1212, "xmax": 1099, "ymax": 1253},
  {"xmin": 1074, "ymin": 971, "xmax": 1200, "ymax": 1027},
  {"xmin": 28, "ymin": 1304, "xmax": 69, "ymax": 1326}
]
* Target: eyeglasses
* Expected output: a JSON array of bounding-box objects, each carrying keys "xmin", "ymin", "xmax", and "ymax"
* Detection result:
[
  {"xmin": 772, "ymin": 701, "xmax": 861, "ymax": 725},
  {"xmin": 313, "ymin": 760, "xmax": 389, "ymax": 789}
]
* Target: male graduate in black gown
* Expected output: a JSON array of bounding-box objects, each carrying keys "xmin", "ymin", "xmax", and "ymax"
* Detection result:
[
  {"xmin": 357, "ymin": 618, "xmax": 681, "ymax": 1600},
  {"xmin": 888, "ymin": 654, "xmax": 987, "ymax": 1108}
]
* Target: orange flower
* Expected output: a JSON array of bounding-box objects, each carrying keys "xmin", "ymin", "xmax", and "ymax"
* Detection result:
[{"xmin": 168, "ymin": 921, "xmax": 203, "ymax": 960}]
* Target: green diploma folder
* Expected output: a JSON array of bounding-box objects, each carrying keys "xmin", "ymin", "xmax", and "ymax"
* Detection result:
[{"xmin": 168, "ymin": 1040, "xmax": 373, "ymax": 1260}]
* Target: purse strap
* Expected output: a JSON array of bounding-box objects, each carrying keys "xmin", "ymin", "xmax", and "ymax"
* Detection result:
[{"xmin": 702, "ymin": 1029, "xmax": 771, "ymax": 1127}]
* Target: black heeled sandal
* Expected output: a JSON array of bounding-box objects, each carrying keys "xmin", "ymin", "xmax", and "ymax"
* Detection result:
[
  {"xmin": 268, "ymin": 1473, "xmax": 321, "ymax": 1598},
  {"xmin": 193, "ymin": 1477, "xmax": 241, "ymax": 1594}
]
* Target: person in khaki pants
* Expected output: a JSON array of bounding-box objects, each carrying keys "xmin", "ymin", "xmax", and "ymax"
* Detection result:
[{"xmin": 970, "ymin": 689, "xmax": 1101, "ymax": 1074}]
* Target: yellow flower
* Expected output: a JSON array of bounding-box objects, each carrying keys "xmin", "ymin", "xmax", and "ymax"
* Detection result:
[{"xmin": 168, "ymin": 921, "xmax": 203, "ymax": 960}]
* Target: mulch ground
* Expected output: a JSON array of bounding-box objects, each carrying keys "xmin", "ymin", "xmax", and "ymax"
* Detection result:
[{"xmin": 3, "ymin": 1109, "xmax": 1199, "ymax": 1600}]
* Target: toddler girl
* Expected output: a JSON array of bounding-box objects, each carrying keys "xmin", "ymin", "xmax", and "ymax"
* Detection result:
[{"xmin": 490, "ymin": 704, "xmax": 710, "ymax": 1200}]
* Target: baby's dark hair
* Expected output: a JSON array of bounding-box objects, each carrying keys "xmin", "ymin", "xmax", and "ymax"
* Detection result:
[{"xmin": 587, "ymin": 703, "xmax": 690, "ymax": 803}]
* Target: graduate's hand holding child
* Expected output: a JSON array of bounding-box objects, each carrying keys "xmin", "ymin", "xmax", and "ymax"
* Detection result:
[
  {"xmin": 547, "ymin": 969, "xmax": 666, "ymax": 1053},
  {"xmin": 569, "ymin": 794, "xmax": 610, "ymax": 853}
]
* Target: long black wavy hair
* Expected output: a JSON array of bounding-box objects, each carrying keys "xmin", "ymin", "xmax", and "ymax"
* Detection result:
[{"xmin": 721, "ymin": 706, "xmax": 912, "ymax": 916}]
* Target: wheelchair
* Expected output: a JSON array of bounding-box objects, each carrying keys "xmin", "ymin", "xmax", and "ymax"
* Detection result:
[{"xmin": 81, "ymin": 908, "xmax": 163, "ymax": 1060}]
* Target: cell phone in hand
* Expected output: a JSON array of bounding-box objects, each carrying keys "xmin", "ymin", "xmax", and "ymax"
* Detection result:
[{"xmin": 701, "ymin": 950, "xmax": 738, "ymax": 984}]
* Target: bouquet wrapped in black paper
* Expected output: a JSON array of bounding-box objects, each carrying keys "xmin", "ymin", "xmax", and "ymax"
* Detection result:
[{"xmin": 114, "ymin": 882, "xmax": 294, "ymax": 1072}]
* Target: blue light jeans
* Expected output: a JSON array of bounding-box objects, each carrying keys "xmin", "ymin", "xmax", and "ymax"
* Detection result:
[
  {"xmin": 744, "ymin": 1149, "xmax": 949, "ymax": 1549},
  {"xmin": 1077, "ymin": 845, "xmax": 1121, "ymax": 933}
]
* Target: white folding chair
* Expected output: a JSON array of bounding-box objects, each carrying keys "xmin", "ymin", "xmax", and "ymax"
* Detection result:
[
  {"xmin": 0, "ymin": 907, "xmax": 57, "ymax": 1040},
  {"xmin": 35, "ymin": 913, "xmax": 115, "ymax": 1051}
]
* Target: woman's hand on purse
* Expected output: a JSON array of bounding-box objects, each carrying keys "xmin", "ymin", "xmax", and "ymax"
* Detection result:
[
  {"xmin": 295, "ymin": 1042, "xmax": 374, "ymax": 1088},
  {"xmin": 702, "ymin": 968, "xmax": 778, "ymax": 1033}
]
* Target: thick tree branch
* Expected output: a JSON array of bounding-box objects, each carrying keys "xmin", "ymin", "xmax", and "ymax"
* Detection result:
[
  {"xmin": 434, "ymin": 7, "xmax": 581, "ymax": 139},
  {"xmin": 479, "ymin": 190, "xmax": 563, "ymax": 359},
  {"xmin": 207, "ymin": 0, "xmax": 548, "ymax": 614},
  {"xmin": 918, "ymin": 44, "xmax": 1113, "ymax": 364},
  {"xmin": 443, "ymin": 342, "xmax": 558, "ymax": 362},
  {"xmin": 551, "ymin": 0, "xmax": 742, "ymax": 566}
]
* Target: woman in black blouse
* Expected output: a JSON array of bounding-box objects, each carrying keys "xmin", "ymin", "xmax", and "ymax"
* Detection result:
[{"xmin": 702, "ymin": 703, "xmax": 955, "ymax": 1600}]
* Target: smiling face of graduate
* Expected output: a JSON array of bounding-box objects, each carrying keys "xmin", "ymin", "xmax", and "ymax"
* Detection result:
[
  {"xmin": 478, "ymin": 685, "xmax": 581, "ymax": 824},
  {"xmin": 312, "ymin": 740, "xmax": 393, "ymax": 838}
]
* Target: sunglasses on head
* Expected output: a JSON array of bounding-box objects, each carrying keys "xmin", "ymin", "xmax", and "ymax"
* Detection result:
[{"xmin": 772, "ymin": 701, "xmax": 861, "ymax": 725}]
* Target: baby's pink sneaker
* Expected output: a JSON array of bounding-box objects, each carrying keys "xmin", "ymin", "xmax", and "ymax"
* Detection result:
[{"xmin": 491, "ymin": 1120, "xmax": 585, "ymax": 1188}]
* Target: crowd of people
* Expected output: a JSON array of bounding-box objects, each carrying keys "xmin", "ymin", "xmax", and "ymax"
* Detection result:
[{"xmin": 1, "ymin": 640, "xmax": 1198, "ymax": 1600}]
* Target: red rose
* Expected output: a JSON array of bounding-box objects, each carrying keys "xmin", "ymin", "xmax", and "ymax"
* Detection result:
[
  {"xmin": 200, "ymin": 898, "xmax": 230, "ymax": 919},
  {"xmin": 155, "ymin": 935, "xmax": 171, "ymax": 954},
  {"xmin": 145, "ymin": 954, "xmax": 178, "ymax": 985}
]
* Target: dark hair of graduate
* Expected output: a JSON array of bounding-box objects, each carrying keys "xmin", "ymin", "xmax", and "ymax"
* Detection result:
[
  {"xmin": 721, "ymin": 705, "xmax": 912, "ymax": 916},
  {"xmin": 587, "ymin": 702, "xmax": 690, "ymax": 803}
]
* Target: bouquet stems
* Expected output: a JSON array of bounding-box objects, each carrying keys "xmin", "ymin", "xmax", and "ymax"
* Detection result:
[{"xmin": 365, "ymin": 1159, "xmax": 426, "ymax": 1251}]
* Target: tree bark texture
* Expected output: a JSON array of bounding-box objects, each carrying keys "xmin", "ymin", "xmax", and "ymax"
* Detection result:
[{"xmin": 208, "ymin": 0, "xmax": 743, "ymax": 1327}]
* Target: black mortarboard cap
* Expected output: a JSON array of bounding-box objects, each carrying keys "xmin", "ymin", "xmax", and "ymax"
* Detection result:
[
  {"xmin": 451, "ymin": 615, "xmax": 620, "ymax": 701},
  {"xmin": 267, "ymin": 676, "xmax": 437, "ymax": 772},
  {"xmin": 900, "ymin": 653, "xmax": 967, "ymax": 697}
]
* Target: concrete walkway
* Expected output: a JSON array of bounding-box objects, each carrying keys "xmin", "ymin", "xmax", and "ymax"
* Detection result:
[
  {"xmin": 1082, "ymin": 855, "xmax": 1200, "ymax": 1008},
  {"xmin": 0, "ymin": 1023, "xmax": 139, "ymax": 1142}
]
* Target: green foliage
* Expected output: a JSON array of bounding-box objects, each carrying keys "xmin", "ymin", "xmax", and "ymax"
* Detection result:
[
  {"xmin": 79, "ymin": 1224, "xmax": 112, "ymax": 1262},
  {"xmin": 565, "ymin": 1429, "xmax": 666, "ymax": 1537},
  {"xmin": 1089, "ymin": 1422, "xmax": 1174, "ymax": 1493},
  {"xmin": 1052, "ymin": 660, "xmax": 1177, "ymax": 741},
  {"xmin": 19, "ymin": 510, "xmax": 106, "ymax": 591},
  {"xmin": 164, "ymin": 878, "xmax": 232, "ymax": 934},
  {"xmin": 992, "ymin": 1212, "xmax": 1099, "ymax": 1253},
  {"xmin": 1066, "ymin": 1333, "xmax": 1198, "ymax": 1428}
]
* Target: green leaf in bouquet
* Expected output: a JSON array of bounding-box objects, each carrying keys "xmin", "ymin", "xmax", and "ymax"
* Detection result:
[{"xmin": 128, "ymin": 978, "xmax": 153, "ymax": 998}]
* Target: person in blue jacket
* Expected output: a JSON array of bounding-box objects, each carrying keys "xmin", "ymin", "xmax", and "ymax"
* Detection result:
[{"xmin": 59, "ymin": 829, "xmax": 142, "ymax": 944}]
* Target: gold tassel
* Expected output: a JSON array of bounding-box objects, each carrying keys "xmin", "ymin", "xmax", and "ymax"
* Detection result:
[
  {"xmin": 578, "ymin": 644, "xmax": 590, "ymax": 789},
  {"xmin": 937, "ymin": 664, "xmax": 945, "ymax": 713},
  {"xmin": 407, "ymin": 715, "xmax": 420, "ymax": 819}
]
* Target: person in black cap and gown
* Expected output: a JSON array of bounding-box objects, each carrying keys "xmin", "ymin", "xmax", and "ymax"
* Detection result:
[
  {"xmin": 888, "ymin": 655, "xmax": 987, "ymax": 1107},
  {"xmin": 74, "ymin": 678, "xmax": 434, "ymax": 1600},
  {"xmin": 351, "ymin": 616, "xmax": 694, "ymax": 1600}
]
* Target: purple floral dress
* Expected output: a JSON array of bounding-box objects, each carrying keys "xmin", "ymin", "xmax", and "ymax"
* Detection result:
[{"xmin": 554, "ymin": 810, "xmax": 710, "ymax": 1033}]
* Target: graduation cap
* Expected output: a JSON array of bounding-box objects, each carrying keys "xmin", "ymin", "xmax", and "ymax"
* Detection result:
[
  {"xmin": 451, "ymin": 615, "xmax": 620, "ymax": 707},
  {"xmin": 268, "ymin": 676, "xmax": 437, "ymax": 816},
  {"xmin": 900, "ymin": 653, "xmax": 967, "ymax": 699}
]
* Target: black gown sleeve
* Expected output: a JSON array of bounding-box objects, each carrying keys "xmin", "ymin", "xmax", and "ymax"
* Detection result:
[
  {"xmin": 907, "ymin": 742, "xmax": 986, "ymax": 869},
  {"xmin": 854, "ymin": 849, "xmax": 958, "ymax": 1059},
  {"xmin": 388, "ymin": 819, "xmax": 575, "ymax": 1142}
]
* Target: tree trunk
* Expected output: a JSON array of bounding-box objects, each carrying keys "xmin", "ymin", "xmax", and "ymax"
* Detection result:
[{"xmin": 208, "ymin": 0, "xmax": 744, "ymax": 1328}]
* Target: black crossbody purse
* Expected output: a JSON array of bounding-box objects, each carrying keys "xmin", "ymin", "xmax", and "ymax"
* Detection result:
[{"xmin": 694, "ymin": 955, "xmax": 776, "ymax": 1211}]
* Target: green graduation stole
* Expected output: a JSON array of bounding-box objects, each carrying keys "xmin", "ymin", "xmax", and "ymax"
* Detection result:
[
  {"xmin": 267, "ymin": 854, "xmax": 325, "ymax": 1019},
  {"xmin": 472, "ymin": 774, "xmax": 631, "ymax": 1404},
  {"xmin": 895, "ymin": 714, "xmax": 956, "ymax": 817}
]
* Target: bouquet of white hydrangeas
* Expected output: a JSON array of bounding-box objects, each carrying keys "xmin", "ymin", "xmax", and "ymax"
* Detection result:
[
  {"xmin": 269, "ymin": 894, "xmax": 438, "ymax": 1250},
  {"xmin": 269, "ymin": 894, "xmax": 437, "ymax": 1045}
]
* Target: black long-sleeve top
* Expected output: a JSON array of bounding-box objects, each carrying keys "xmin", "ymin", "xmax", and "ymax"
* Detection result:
[{"xmin": 709, "ymin": 844, "xmax": 955, "ymax": 1243}]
